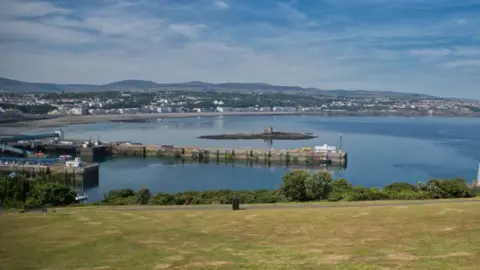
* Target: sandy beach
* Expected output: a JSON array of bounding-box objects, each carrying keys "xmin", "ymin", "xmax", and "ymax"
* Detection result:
[{"xmin": 0, "ymin": 112, "xmax": 299, "ymax": 134}]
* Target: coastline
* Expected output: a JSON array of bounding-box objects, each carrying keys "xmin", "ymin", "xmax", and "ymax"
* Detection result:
[{"xmin": 0, "ymin": 111, "xmax": 479, "ymax": 134}]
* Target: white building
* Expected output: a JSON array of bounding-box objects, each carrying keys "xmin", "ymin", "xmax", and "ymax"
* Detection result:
[
  {"xmin": 216, "ymin": 107, "xmax": 233, "ymax": 112},
  {"xmin": 273, "ymin": 107, "xmax": 297, "ymax": 112},
  {"xmin": 157, "ymin": 107, "xmax": 172, "ymax": 113},
  {"xmin": 88, "ymin": 109, "xmax": 107, "ymax": 115},
  {"xmin": 119, "ymin": 108, "xmax": 139, "ymax": 114},
  {"xmin": 69, "ymin": 107, "xmax": 85, "ymax": 115},
  {"xmin": 259, "ymin": 107, "xmax": 271, "ymax": 112}
]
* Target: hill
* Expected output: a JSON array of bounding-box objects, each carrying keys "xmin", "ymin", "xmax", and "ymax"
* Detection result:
[
  {"xmin": 0, "ymin": 76, "xmax": 438, "ymax": 100},
  {"xmin": 0, "ymin": 77, "xmax": 96, "ymax": 92},
  {"xmin": 1, "ymin": 200, "xmax": 479, "ymax": 269}
]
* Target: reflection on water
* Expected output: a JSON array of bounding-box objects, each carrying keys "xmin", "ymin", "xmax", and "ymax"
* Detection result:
[
  {"xmin": 30, "ymin": 116, "xmax": 480, "ymax": 202},
  {"xmin": 81, "ymin": 156, "xmax": 346, "ymax": 202}
]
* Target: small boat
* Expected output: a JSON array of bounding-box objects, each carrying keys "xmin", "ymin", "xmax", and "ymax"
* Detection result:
[
  {"xmin": 59, "ymin": 155, "xmax": 72, "ymax": 160},
  {"xmin": 75, "ymin": 192, "xmax": 88, "ymax": 201},
  {"xmin": 66, "ymin": 157, "xmax": 83, "ymax": 167}
]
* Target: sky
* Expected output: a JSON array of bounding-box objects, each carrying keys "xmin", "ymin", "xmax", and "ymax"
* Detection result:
[{"xmin": 0, "ymin": 0, "xmax": 479, "ymax": 98}]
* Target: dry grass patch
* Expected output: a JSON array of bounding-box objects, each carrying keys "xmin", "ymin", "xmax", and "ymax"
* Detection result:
[{"xmin": 1, "ymin": 200, "xmax": 480, "ymax": 269}]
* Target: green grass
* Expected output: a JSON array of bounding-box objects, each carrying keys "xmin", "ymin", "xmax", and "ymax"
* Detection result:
[{"xmin": 1, "ymin": 200, "xmax": 480, "ymax": 269}]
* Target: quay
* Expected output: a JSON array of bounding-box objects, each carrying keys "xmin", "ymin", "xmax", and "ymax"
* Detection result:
[
  {"xmin": 108, "ymin": 143, "xmax": 347, "ymax": 167},
  {"xmin": 0, "ymin": 157, "xmax": 99, "ymax": 185},
  {"xmin": 1, "ymin": 130, "xmax": 348, "ymax": 183}
]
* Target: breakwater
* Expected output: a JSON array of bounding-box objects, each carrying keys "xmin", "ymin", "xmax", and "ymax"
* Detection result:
[
  {"xmin": 108, "ymin": 144, "xmax": 347, "ymax": 166},
  {"xmin": 0, "ymin": 162, "xmax": 99, "ymax": 186},
  {"xmin": 198, "ymin": 132, "xmax": 317, "ymax": 140}
]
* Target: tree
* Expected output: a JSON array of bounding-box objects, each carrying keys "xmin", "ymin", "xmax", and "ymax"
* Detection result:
[
  {"xmin": 25, "ymin": 183, "xmax": 76, "ymax": 206},
  {"xmin": 0, "ymin": 175, "xmax": 28, "ymax": 207},
  {"xmin": 424, "ymin": 178, "xmax": 473, "ymax": 199},
  {"xmin": 135, "ymin": 188, "xmax": 152, "ymax": 205},
  {"xmin": 280, "ymin": 170, "xmax": 310, "ymax": 201},
  {"xmin": 305, "ymin": 171, "xmax": 333, "ymax": 200}
]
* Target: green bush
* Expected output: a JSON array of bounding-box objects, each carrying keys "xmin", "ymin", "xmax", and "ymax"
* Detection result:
[
  {"xmin": 328, "ymin": 178, "xmax": 353, "ymax": 201},
  {"xmin": 384, "ymin": 182, "xmax": 418, "ymax": 193},
  {"xmin": 151, "ymin": 193, "xmax": 175, "ymax": 205},
  {"xmin": 102, "ymin": 196, "xmax": 136, "ymax": 205},
  {"xmin": 106, "ymin": 189, "xmax": 135, "ymax": 199},
  {"xmin": 305, "ymin": 171, "xmax": 333, "ymax": 200},
  {"xmin": 423, "ymin": 178, "xmax": 474, "ymax": 199},
  {"xmin": 388, "ymin": 190, "xmax": 432, "ymax": 200},
  {"xmin": 472, "ymin": 186, "xmax": 480, "ymax": 197},
  {"xmin": 25, "ymin": 183, "xmax": 76, "ymax": 207},
  {"xmin": 135, "ymin": 188, "xmax": 151, "ymax": 205},
  {"xmin": 345, "ymin": 187, "xmax": 389, "ymax": 201},
  {"xmin": 280, "ymin": 170, "xmax": 310, "ymax": 201}
]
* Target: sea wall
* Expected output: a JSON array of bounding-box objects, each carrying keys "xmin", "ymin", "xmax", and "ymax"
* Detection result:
[{"xmin": 110, "ymin": 144, "xmax": 347, "ymax": 166}]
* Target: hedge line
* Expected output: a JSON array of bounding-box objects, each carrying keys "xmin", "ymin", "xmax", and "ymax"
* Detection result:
[{"xmin": 1, "ymin": 171, "xmax": 479, "ymax": 208}]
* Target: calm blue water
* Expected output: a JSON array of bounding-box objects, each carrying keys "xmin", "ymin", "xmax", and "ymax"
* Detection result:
[{"xmin": 35, "ymin": 116, "xmax": 480, "ymax": 201}]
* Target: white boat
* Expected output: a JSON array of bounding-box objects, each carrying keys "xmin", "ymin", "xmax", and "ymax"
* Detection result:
[
  {"xmin": 75, "ymin": 192, "xmax": 88, "ymax": 201},
  {"xmin": 66, "ymin": 157, "xmax": 83, "ymax": 167},
  {"xmin": 59, "ymin": 155, "xmax": 72, "ymax": 160}
]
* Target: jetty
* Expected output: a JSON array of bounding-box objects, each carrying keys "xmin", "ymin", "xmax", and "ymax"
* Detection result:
[{"xmin": 109, "ymin": 143, "xmax": 347, "ymax": 166}]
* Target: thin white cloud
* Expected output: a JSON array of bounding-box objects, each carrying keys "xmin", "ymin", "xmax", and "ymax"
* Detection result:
[
  {"xmin": 0, "ymin": 20, "xmax": 93, "ymax": 44},
  {"xmin": 410, "ymin": 49, "xmax": 452, "ymax": 57},
  {"xmin": 213, "ymin": 0, "xmax": 229, "ymax": 9},
  {"xmin": 443, "ymin": 60, "xmax": 480, "ymax": 68},
  {"xmin": 0, "ymin": 0, "xmax": 479, "ymax": 98},
  {"xmin": 0, "ymin": 0, "xmax": 69, "ymax": 18},
  {"xmin": 168, "ymin": 24, "xmax": 207, "ymax": 39},
  {"xmin": 277, "ymin": 2, "xmax": 317, "ymax": 27}
]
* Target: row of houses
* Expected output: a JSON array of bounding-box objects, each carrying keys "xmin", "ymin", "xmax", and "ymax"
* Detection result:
[{"xmin": 216, "ymin": 106, "xmax": 297, "ymax": 112}]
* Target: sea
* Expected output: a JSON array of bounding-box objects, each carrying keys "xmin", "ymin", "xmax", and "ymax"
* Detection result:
[{"xmin": 32, "ymin": 116, "xmax": 480, "ymax": 202}]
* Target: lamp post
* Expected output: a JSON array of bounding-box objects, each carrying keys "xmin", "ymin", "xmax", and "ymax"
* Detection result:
[{"xmin": 339, "ymin": 134, "xmax": 343, "ymax": 150}]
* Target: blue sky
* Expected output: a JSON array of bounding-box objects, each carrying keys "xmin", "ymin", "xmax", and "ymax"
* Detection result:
[{"xmin": 1, "ymin": 0, "xmax": 479, "ymax": 98}]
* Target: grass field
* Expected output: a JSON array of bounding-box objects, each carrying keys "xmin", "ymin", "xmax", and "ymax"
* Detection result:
[{"xmin": 1, "ymin": 200, "xmax": 480, "ymax": 270}]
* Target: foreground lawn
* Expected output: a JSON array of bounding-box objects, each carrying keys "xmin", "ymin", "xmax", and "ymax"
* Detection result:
[{"xmin": 1, "ymin": 201, "xmax": 480, "ymax": 270}]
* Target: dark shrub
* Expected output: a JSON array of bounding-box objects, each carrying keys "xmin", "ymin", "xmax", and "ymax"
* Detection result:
[
  {"xmin": 384, "ymin": 182, "xmax": 418, "ymax": 193},
  {"xmin": 424, "ymin": 178, "xmax": 474, "ymax": 199},
  {"xmin": 328, "ymin": 178, "xmax": 353, "ymax": 201},
  {"xmin": 25, "ymin": 183, "xmax": 76, "ymax": 206},
  {"xmin": 345, "ymin": 187, "xmax": 389, "ymax": 201},
  {"xmin": 305, "ymin": 171, "xmax": 333, "ymax": 200},
  {"xmin": 151, "ymin": 193, "xmax": 175, "ymax": 205},
  {"xmin": 388, "ymin": 190, "xmax": 432, "ymax": 200},
  {"xmin": 106, "ymin": 189, "xmax": 135, "ymax": 199},
  {"xmin": 280, "ymin": 170, "xmax": 309, "ymax": 201},
  {"xmin": 135, "ymin": 188, "xmax": 152, "ymax": 205}
]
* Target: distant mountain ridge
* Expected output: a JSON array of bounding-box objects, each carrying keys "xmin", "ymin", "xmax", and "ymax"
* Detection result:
[{"xmin": 0, "ymin": 76, "xmax": 440, "ymax": 100}]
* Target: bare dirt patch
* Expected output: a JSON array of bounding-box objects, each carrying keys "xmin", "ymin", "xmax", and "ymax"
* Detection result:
[
  {"xmin": 153, "ymin": 263, "xmax": 172, "ymax": 269},
  {"xmin": 184, "ymin": 261, "xmax": 229, "ymax": 267},
  {"xmin": 320, "ymin": 255, "xmax": 351, "ymax": 264},
  {"xmin": 430, "ymin": 252, "xmax": 471, "ymax": 259},
  {"xmin": 164, "ymin": 255, "xmax": 184, "ymax": 262},
  {"xmin": 388, "ymin": 253, "xmax": 417, "ymax": 261},
  {"xmin": 352, "ymin": 212, "xmax": 370, "ymax": 218}
]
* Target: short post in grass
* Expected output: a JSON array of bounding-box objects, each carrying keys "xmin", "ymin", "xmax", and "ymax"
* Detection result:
[{"xmin": 232, "ymin": 196, "xmax": 240, "ymax": 211}]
